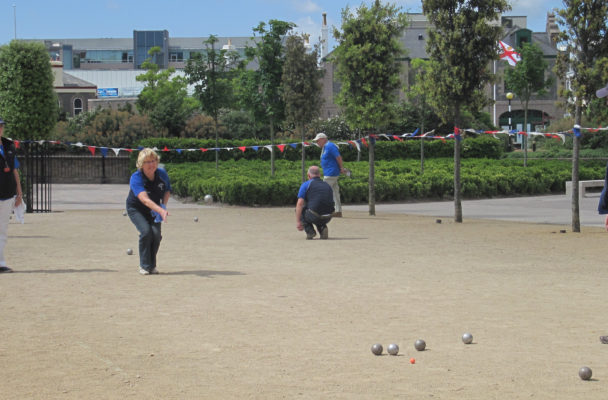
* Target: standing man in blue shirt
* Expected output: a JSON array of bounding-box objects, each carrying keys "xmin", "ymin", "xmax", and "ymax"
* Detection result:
[
  {"xmin": 312, "ymin": 132, "xmax": 346, "ymax": 217},
  {"xmin": 0, "ymin": 117, "xmax": 23, "ymax": 273},
  {"xmin": 295, "ymin": 166, "xmax": 334, "ymax": 240}
]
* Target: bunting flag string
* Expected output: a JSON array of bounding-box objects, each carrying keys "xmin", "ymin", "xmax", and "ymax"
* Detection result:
[{"xmin": 7, "ymin": 124, "xmax": 608, "ymax": 157}]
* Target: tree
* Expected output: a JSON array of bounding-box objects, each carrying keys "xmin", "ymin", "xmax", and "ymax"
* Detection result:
[
  {"xmin": 421, "ymin": 0, "xmax": 510, "ymax": 222},
  {"xmin": 505, "ymin": 42, "xmax": 553, "ymax": 167},
  {"xmin": 137, "ymin": 47, "xmax": 199, "ymax": 138},
  {"xmin": 282, "ymin": 34, "xmax": 324, "ymax": 182},
  {"xmin": 555, "ymin": 0, "xmax": 608, "ymax": 232},
  {"xmin": 0, "ymin": 40, "xmax": 58, "ymax": 139},
  {"xmin": 185, "ymin": 35, "xmax": 239, "ymax": 168},
  {"xmin": 332, "ymin": 0, "xmax": 408, "ymax": 215},
  {"xmin": 406, "ymin": 58, "xmax": 438, "ymax": 174},
  {"xmin": 241, "ymin": 20, "xmax": 295, "ymax": 176},
  {"xmin": 53, "ymin": 108, "xmax": 159, "ymax": 148}
]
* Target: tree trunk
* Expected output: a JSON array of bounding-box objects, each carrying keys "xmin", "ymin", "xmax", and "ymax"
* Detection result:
[
  {"xmin": 270, "ymin": 117, "xmax": 275, "ymax": 177},
  {"xmin": 523, "ymin": 101, "xmax": 528, "ymax": 167},
  {"xmin": 300, "ymin": 123, "xmax": 306, "ymax": 183},
  {"xmin": 368, "ymin": 135, "xmax": 376, "ymax": 216},
  {"xmin": 420, "ymin": 119, "xmax": 425, "ymax": 174},
  {"xmin": 214, "ymin": 115, "xmax": 219, "ymax": 170},
  {"xmin": 454, "ymin": 115, "xmax": 462, "ymax": 223},
  {"xmin": 357, "ymin": 130, "xmax": 361, "ymax": 162},
  {"xmin": 572, "ymin": 103, "xmax": 581, "ymax": 232}
]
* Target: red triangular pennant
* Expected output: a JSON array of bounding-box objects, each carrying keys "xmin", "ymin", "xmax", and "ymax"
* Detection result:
[{"xmin": 87, "ymin": 146, "xmax": 96, "ymax": 156}]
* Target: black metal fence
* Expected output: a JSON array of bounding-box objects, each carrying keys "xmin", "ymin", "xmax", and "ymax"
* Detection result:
[
  {"xmin": 19, "ymin": 142, "xmax": 52, "ymax": 213},
  {"xmin": 17, "ymin": 145, "xmax": 132, "ymax": 212}
]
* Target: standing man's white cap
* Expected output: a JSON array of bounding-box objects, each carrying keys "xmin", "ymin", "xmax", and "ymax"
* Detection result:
[
  {"xmin": 312, "ymin": 132, "xmax": 328, "ymax": 142},
  {"xmin": 597, "ymin": 83, "xmax": 608, "ymax": 98}
]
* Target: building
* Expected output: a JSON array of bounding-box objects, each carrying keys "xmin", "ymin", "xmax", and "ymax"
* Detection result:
[
  {"xmin": 37, "ymin": 16, "xmax": 565, "ymax": 133},
  {"xmin": 51, "ymin": 60, "xmax": 97, "ymax": 117},
  {"xmin": 320, "ymin": 12, "xmax": 566, "ymax": 133},
  {"xmin": 32, "ymin": 32, "xmax": 254, "ymax": 113}
]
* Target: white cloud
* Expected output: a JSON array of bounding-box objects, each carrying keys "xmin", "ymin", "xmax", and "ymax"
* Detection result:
[
  {"xmin": 294, "ymin": 16, "xmax": 321, "ymax": 41},
  {"xmin": 292, "ymin": 0, "xmax": 321, "ymax": 13}
]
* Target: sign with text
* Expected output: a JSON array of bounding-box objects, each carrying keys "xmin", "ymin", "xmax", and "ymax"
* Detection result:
[{"xmin": 97, "ymin": 88, "xmax": 119, "ymax": 97}]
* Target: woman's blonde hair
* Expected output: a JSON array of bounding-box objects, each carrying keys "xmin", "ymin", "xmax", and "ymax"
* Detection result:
[{"xmin": 136, "ymin": 148, "xmax": 160, "ymax": 169}]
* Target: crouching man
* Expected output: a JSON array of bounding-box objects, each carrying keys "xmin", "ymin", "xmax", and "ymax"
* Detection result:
[{"xmin": 295, "ymin": 165, "xmax": 335, "ymax": 240}]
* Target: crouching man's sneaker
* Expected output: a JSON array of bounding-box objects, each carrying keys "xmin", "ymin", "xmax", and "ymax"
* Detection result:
[{"xmin": 320, "ymin": 226, "xmax": 329, "ymax": 240}]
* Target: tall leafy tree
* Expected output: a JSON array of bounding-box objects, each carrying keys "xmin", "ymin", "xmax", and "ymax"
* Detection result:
[
  {"xmin": 242, "ymin": 20, "xmax": 295, "ymax": 176},
  {"xmin": 421, "ymin": 0, "xmax": 509, "ymax": 222},
  {"xmin": 332, "ymin": 0, "xmax": 408, "ymax": 215},
  {"xmin": 137, "ymin": 47, "xmax": 199, "ymax": 138},
  {"xmin": 555, "ymin": 0, "xmax": 608, "ymax": 232},
  {"xmin": 0, "ymin": 40, "xmax": 58, "ymax": 139},
  {"xmin": 505, "ymin": 42, "xmax": 553, "ymax": 167},
  {"xmin": 282, "ymin": 34, "xmax": 324, "ymax": 182},
  {"xmin": 406, "ymin": 58, "xmax": 438, "ymax": 174},
  {"xmin": 185, "ymin": 35, "xmax": 238, "ymax": 168}
]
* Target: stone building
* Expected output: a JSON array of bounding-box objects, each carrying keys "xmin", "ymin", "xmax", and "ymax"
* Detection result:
[{"xmin": 51, "ymin": 60, "xmax": 97, "ymax": 118}]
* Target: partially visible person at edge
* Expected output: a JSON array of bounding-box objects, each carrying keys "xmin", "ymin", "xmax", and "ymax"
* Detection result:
[
  {"xmin": 0, "ymin": 118, "xmax": 22, "ymax": 273},
  {"xmin": 312, "ymin": 132, "xmax": 346, "ymax": 217},
  {"xmin": 596, "ymin": 82, "xmax": 608, "ymax": 345},
  {"xmin": 295, "ymin": 165, "xmax": 335, "ymax": 240},
  {"xmin": 126, "ymin": 148, "xmax": 171, "ymax": 275}
]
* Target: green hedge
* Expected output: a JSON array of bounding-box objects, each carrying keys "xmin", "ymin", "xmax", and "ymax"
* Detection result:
[
  {"xmin": 135, "ymin": 135, "xmax": 503, "ymax": 164},
  {"xmin": 165, "ymin": 158, "xmax": 605, "ymax": 206}
]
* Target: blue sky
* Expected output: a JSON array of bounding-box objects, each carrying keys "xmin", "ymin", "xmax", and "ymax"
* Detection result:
[{"xmin": 2, "ymin": 0, "xmax": 565, "ymax": 49}]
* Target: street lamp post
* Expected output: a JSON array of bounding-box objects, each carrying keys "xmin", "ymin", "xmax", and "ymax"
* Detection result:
[{"xmin": 506, "ymin": 92, "xmax": 514, "ymax": 151}]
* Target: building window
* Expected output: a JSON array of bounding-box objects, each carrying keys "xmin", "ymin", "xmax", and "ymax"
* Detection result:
[
  {"xmin": 170, "ymin": 52, "xmax": 183, "ymax": 62},
  {"xmin": 122, "ymin": 52, "xmax": 134, "ymax": 63},
  {"xmin": 74, "ymin": 98, "xmax": 83, "ymax": 115}
]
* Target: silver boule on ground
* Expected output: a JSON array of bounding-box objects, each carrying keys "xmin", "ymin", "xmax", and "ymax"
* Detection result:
[
  {"xmin": 579, "ymin": 366, "xmax": 592, "ymax": 381},
  {"xmin": 371, "ymin": 343, "xmax": 383, "ymax": 356}
]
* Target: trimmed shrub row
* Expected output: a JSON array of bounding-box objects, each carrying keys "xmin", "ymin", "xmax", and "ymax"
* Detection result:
[
  {"xmin": 165, "ymin": 158, "xmax": 606, "ymax": 206},
  {"xmin": 138, "ymin": 135, "xmax": 504, "ymax": 164}
]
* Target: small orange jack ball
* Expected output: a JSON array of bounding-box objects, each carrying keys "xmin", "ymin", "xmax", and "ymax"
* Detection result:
[{"xmin": 410, "ymin": 358, "xmax": 416, "ymax": 364}]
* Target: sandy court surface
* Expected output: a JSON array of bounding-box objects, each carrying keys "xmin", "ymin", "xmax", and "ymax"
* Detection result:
[{"xmin": 1, "ymin": 206, "xmax": 608, "ymax": 399}]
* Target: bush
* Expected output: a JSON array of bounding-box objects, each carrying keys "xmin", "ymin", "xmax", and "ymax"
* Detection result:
[
  {"xmin": 136, "ymin": 134, "xmax": 504, "ymax": 165},
  {"xmin": 165, "ymin": 158, "xmax": 606, "ymax": 206}
]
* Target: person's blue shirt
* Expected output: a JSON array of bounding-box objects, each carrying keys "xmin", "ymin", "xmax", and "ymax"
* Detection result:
[
  {"xmin": 126, "ymin": 168, "xmax": 171, "ymax": 219},
  {"xmin": 0, "ymin": 145, "xmax": 19, "ymax": 169},
  {"xmin": 320, "ymin": 141, "xmax": 340, "ymax": 177},
  {"xmin": 129, "ymin": 167, "xmax": 171, "ymax": 198},
  {"xmin": 297, "ymin": 177, "xmax": 334, "ymax": 215},
  {"xmin": 298, "ymin": 179, "xmax": 313, "ymax": 199}
]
